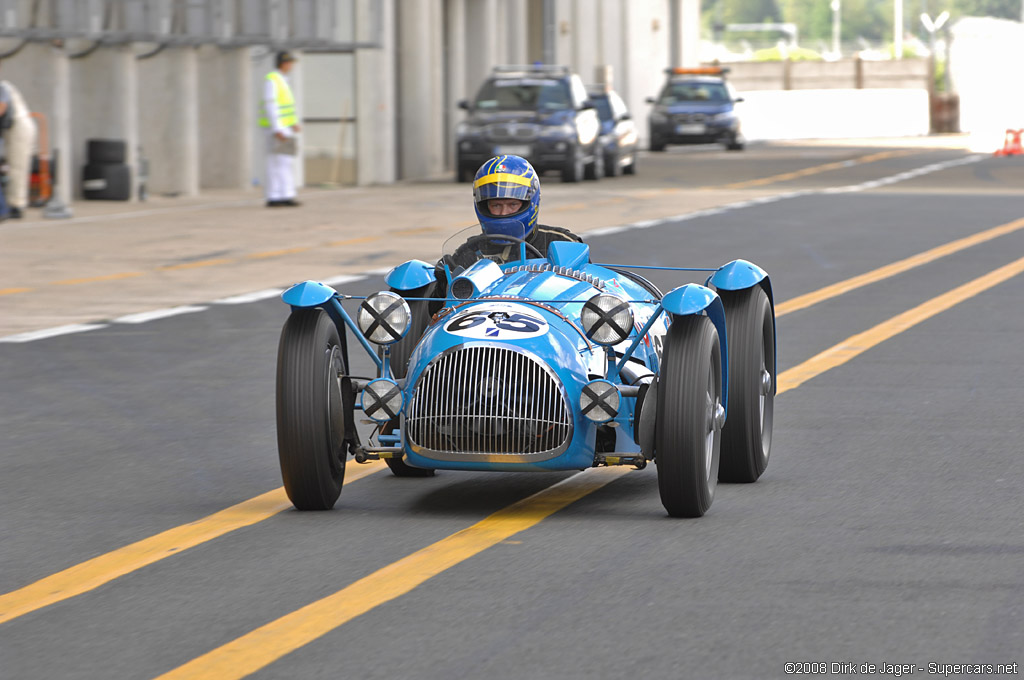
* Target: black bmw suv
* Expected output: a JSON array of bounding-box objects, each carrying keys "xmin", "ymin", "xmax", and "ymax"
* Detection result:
[{"xmin": 455, "ymin": 65, "xmax": 602, "ymax": 183}]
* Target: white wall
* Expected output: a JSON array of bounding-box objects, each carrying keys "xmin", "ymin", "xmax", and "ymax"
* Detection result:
[{"xmin": 738, "ymin": 89, "xmax": 930, "ymax": 141}]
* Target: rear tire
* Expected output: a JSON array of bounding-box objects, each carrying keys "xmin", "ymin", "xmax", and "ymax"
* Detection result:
[
  {"xmin": 276, "ymin": 309, "xmax": 348, "ymax": 510},
  {"xmin": 718, "ymin": 287, "xmax": 774, "ymax": 483},
  {"xmin": 623, "ymin": 150, "xmax": 637, "ymax": 175},
  {"xmin": 584, "ymin": 146, "xmax": 604, "ymax": 180},
  {"xmin": 656, "ymin": 315, "xmax": 722, "ymax": 517},
  {"xmin": 604, "ymin": 151, "xmax": 622, "ymax": 177}
]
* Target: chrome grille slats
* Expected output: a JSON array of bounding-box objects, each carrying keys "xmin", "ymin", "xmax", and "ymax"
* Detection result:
[{"xmin": 407, "ymin": 345, "xmax": 573, "ymax": 461}]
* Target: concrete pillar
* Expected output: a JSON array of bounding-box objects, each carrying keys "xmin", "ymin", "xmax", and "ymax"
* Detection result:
[
  {"xmin": 620, "ymin": 0, "xmax": 670, "ymax": 148},
  {"xmin": 679, "ymin": 0, "xmax": 701, "ymax": 67},
  {"xmin": 466, "ymin": 0, "xmax": 499, "ymax": 93},
  {"xmin": 198, "ymin": 46, "xmax": 252, "ymax": 190},
  {"xmin": 505, "ymin": 0, "xmax": 529, "ymax": 64},
  {"xmin": 447, "ymin": 0, "xmax": 468, "ymax": 171},
  {"xmin": 138, "ymin": 47, "xmax": 199, "ymax": 197},
  {"xmin": 397, "ymin": 0, "xmax": 445, "ymax": 179},
  {"xmin": 69, "ymin": 46, "xmax": 139, "ymax": 200},
  {"xmin": 356, "ymin": 0, "xmax": 397, "ymax": 185},
  {"xmin": 1, "ymin": 42, "xmax": 73, "ymax": 208}
]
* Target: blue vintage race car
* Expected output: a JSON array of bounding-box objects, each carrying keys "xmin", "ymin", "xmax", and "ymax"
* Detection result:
[{"xmin": 275, "ymin": 227, "xmax": 776, "ymax": 517}]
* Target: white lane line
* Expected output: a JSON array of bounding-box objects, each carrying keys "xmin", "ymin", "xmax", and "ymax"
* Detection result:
[
  {"xmin": 213, "ymin": 289, "xmax": 285, "ymax": 305},
  {"xmin": 586, "ymin": 226, "xmax": 630, "ymax": 237},
  {"xmin": 113, "ymin": 306, "xmax": 209, "ymax": 324},
  {"xmin": 320, "ymin": 274, "xmax": 368, "ymax": 286},
  {"xmin": 0, "ymin": 324, "xmax": 108, "ymax": 343}
]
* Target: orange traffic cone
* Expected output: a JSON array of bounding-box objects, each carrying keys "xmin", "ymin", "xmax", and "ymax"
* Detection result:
[{"xmin": 994, "ymin": 128, "xmax": 1023, "ymax": 156}]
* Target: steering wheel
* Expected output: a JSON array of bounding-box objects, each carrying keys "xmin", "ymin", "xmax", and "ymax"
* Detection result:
[{"xmin": 458, "ymin": 233, "xmax": 545, "ymax": 261}]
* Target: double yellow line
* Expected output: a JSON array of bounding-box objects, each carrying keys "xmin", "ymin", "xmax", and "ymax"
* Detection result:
[{"xmin": 1, "ymin": 216, "xmax": 1022, "ymax": 679}]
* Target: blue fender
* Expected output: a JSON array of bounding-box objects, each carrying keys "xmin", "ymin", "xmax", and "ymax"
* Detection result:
[
  {"xmin": 661, "ymin": 283, "xmax": 728, "ymax": 413},
  {"xmin": 281, "ymin": 280, "xmax": 337, "ymax": 308},
  {"xmin": 384, "ymin": 259, "xmax": 436, "ymax": 291},
  {"xmin": 547, "ymin": 241, "xmax": 591, "ymax": 270},
  {"xmin": 707, "ymin": 259, "xmax": 773, "ymax": 306}
]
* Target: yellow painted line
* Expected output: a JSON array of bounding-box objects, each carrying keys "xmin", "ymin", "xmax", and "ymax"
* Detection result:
[
  {"xmin": 51, "ymin": 271, "xmax": 143, "ymax": 286},
  {"xmin": 778, "ymin": 254, "xmax": 1024, "ymax": 393},
  {"xmin": 0, "ymin": 461, "xmax": 386, "ymax": 626},
  {"xmin": 327, "ymin": 236, "xmax": 380, "ymax": 247},
  {"xmin": 0, "ymin": 287, "xmax": 33, "ymax": 295},
  {"xmin": 158, "ymin": 258, "xmax": 235, "ymax": 272},
  {"xmin": 715, "ymin": 149, "xmax": 913, "ymax": 190},
  {"xmin": 246, "ymin": 246, "xmax": 311, "ymax": 260},
  {"xmin": 155, "ymin": 253, "xmax": 1024, "ymax": 680},
  {"xmin": 776, "ymin": 216, "xmax": 1024, "ymax": 317},
  {"xmin": 153, "ymin": 467, "xmax": 630, "ymax": 680}
]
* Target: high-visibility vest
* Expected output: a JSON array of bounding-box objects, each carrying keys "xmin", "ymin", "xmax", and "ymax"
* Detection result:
[{"xmin": 258, "ymin": 71, "xmax": 297, "ymax": 128}]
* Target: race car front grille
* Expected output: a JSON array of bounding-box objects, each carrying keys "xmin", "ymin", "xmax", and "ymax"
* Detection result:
[
  {"xmin": 406, "ymin": 346, "xmax": 572, "ymax": 461},
  {"xmin": 485, "ymin": 123, "xmax": 539, "ymax": 142}
]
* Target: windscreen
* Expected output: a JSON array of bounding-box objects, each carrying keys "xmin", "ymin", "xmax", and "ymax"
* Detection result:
[
  {"xmin": 657, "ymin": 81, "xmax": 730, "ymax": 104},
  {"xmin": 474, "ymin": 78, "xmax": 572, "ymax": 111}
]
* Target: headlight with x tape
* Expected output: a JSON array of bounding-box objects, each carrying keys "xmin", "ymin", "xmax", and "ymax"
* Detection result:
[
  {"xmin": 580, "ymin": 379, "xmax": 620, "ymax": 424},
  {"xmin": 581, "ymin": 293, "xmax": 634, "ymax": 346},
  {"xmin": 357, "ymin": 291, "xmax": 412, "ymax": 345},
  {"xmin": 361, "ymin": 378, "xmax": 404, "ymax": 422}
]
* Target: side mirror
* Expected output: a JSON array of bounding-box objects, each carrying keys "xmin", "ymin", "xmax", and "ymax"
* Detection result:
[
  {"xmin": 733, "ymin": 97, "xmax": 745, "ymax": 103},
  {"xmin": 458, "ymin": 99, "xmax": 470, "ymax": 110},
  {"xmin": 620, "ymin": 112, "xmax": 632, "ymax": 121},
  {"xmin": 645, "ymin": 96, "xmax": 656, "ymax": 104},
  {"xmin": 580, "ymin": 99, "xmax": 597, "ymax": 111}
]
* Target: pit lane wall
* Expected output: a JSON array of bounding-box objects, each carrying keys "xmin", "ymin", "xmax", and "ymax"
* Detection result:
[{"xmin": 736, "ymin": 89, "xmax": 931, "ymax": 142}]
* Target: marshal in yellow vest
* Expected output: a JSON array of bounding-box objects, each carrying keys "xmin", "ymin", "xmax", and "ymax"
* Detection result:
[{"xmin": 258, "ymin": 71, "xmax": 297, "ymax": 128}]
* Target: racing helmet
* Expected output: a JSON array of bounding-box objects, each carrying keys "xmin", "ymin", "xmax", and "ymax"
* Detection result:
[{"xmin": 472, "ymin": 155, "xmax": 541, "ymax": 241}]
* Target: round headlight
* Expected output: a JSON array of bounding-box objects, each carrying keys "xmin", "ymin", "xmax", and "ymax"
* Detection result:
[
  {"xmin": 581, "ymin": 294, "xmax": 634, "ymax": 346},
  {"xmin": 361, "ymin": 379, "xmax": 404, "ymax": 422},
  {"xmin": 357, "ymin": 291, "xmax": 411, "ymax": 345},
  {"xmin": 580, "ymin": 379, "xmax": 620, "ymax": 423}
]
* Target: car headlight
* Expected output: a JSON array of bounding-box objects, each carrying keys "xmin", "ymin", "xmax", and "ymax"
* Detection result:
[
  {"xmin": 710, "ymin": 112, "xmax": 733, "ymax": 122},
  {"xmin": 543, "ymin": 123, "xmax": 575, "ymax": 137},
  {"xmin": 580, "ymin": 379, "xmax": 620, "ymax": 423},
  {"xmin": 357, "ymin": 291, "xmax": 411, "ymax": 345},
  {"xmin": 361, "ymin": 378, "xmax": 404, "ymax": 422},
  {"xmin": 581, "ymin": 294, "xmax": 634, "ymax": 346},
  {"xmin": 650, "ymin": 111, "xmax": 668, "ymax": 124}
]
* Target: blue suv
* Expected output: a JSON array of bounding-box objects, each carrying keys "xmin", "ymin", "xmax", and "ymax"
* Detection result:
[
  {"xmin": 456, "ymin": 65, "xmax": 603, "ymax": 183},
  {"xmin": 647, "ymin": 68, "xmax": 744, "ymax": 151}
]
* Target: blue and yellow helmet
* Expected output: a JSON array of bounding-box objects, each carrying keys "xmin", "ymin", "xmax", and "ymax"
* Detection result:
[{"xmin": 472, "ymin": 155, "xmax": 541, "ymax": 241}]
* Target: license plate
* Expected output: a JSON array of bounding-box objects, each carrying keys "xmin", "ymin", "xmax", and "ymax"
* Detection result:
[
  {"xmin": 676, "ymin": 124, "xmax": 705, "ymax": 135},
  {"xmin": 494, "ymin": 144, "xmax": 531, "ymax": 156}
]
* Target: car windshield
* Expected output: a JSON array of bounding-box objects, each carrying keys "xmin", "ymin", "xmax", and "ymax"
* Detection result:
[
  {"xmin": 441, "ymin": 226, "xmax": 533, "ymax": 272},
  {"xmin": 658, "ymin": 81, "xmax": 730, "ymax": 104},
  {"xmin": 474, "ymin": 78, "xmax": 572, "ymax": 111},
  {"xmin": 590, "ymin": 96, "xmax": 613, "ymax": 122}
]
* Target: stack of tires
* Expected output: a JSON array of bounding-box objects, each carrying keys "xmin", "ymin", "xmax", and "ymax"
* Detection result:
[{"xmin": 82, "ymin": 139, "xmax": 131, "ymax": 200}]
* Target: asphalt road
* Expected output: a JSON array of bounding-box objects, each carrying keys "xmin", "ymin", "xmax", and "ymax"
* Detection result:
[{"xmin": 2, "ymin": 141, "xmax": 1023, "ymax": 680}]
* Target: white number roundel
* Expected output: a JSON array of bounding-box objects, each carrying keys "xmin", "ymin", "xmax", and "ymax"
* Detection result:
[{"xmin": 443, "ymin": 303, "xmax": 548, "ymax": 339}]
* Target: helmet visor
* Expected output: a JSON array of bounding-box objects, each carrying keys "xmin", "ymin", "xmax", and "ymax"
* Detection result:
[{"xmin": 473, "ymin": 172, "xmax": 535, "ymax": 203}]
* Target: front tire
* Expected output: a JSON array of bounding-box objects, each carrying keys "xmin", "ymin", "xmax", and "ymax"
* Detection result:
[
  {"xmin": 584, "ymin": 145, "xmax": 604, "ymax": 180},
  {"xmin": 656, "ymin": 315, "xmax": 723, "ymax": 517},
  {"xmin": 719, "ymin": 287, "xmax": 774, "ymax": 482},
  {"xmin": 276, "ymin": 309, "xmax": 348, "ymax": 510}
]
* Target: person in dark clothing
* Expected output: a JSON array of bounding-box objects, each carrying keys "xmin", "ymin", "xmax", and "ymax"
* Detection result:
[{"xmin": 447, "ymin": 155, "xmax": 582, "ymax": 270}]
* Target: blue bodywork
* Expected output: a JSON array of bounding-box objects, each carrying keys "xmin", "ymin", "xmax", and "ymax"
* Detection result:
[{"xmin": 281, "ymin": 241, "xmax": 774, "ymax": 474}]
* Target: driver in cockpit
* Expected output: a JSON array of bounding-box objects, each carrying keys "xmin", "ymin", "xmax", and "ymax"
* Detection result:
[{"xmin": 448, "ymin": 155, "xmax": 582, "ymax": 270}]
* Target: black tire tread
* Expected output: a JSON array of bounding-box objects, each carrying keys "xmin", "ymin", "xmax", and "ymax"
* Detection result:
[
  {"xmin": 656, "ymin": 316, "xmax": 721, "ymax": 517},
  {"xmin": 719, "ymin": 287, "xmax": 773, "ymax": 483},
  {"xmin": 276, "ymin": 309, "xmax": 346, "ymax": 509}
]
